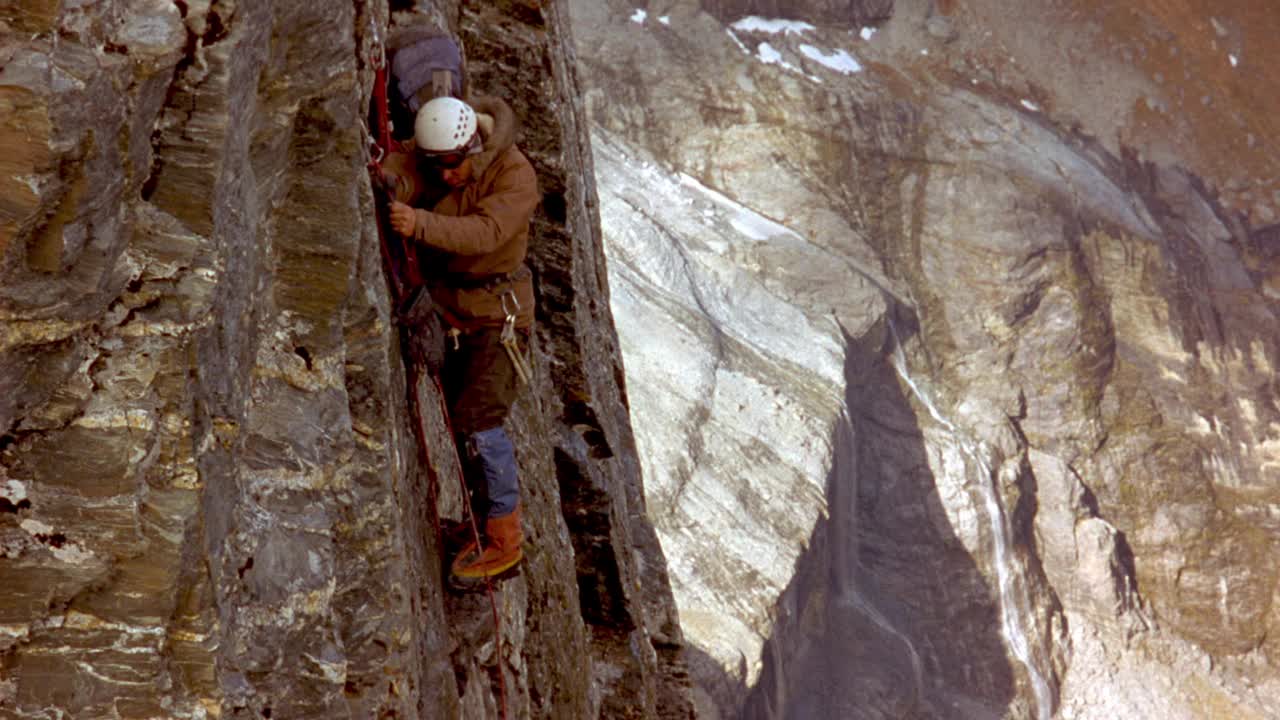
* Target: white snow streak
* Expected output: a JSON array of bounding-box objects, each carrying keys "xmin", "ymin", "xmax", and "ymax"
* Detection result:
[
  {"xmin": 2, "ymin": 480, "xmax": 27, "ymax": 504},
  {"xmin": 731, "ymin": 16, "xmax": 815, "ymax": 35},
  {"xmin": 726, "ymin": 28, "xmax": 750, "ymax": 54},
  {"xmin": 890, "ymin": 338, "xmax": 1054, "ymax": 720},
  {"xmin": 14, "ymin": 175, "xmax": 41, "ymax": 195},
  {"xmin": 1229, "ymin": 53, "xmax": 1239, "ymax": 67},
  {"xmin": 799, "ymin": 44, "xmax": 862, "ymax": 74},
  {"xmin": 630, "ymin": 8, "xmax": 646, "ymax": 24},
  {"xmin": 676, "ymin": 173, "xmax": 803, "ymax": 241},
  {"xmin": 659, "ymin": 15, "xmax": 671, "ymax": 25},
  {"xmin": 1219, "ymin": 576, "xmax": 1231, "ymax": 628},
  {"xmin": 751, "ymin": 42, "xmax": 820, "ymax": 81},
  {"xmin": 1021, "ymin": 99, "xmax": 1040, "ymax": 112},
  {"xmin": 728, "ymin": 214, "xmax": 791, "ymax": 241},
  {"xmin": 860, "ymin": 26, "xmax": 877, "ymax": 41},
  {"xmin": 756, "ymin": 41, "xmax": 784, "ymax": 64},
  {"xmin": 754, "ymin": 41, "xmax": 809, "ymax": 77}
]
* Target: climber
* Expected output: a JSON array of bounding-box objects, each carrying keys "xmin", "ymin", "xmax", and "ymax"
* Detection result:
[{"xmin": 384, "ymin": 94, "xmax": 539, "ymax": 585}]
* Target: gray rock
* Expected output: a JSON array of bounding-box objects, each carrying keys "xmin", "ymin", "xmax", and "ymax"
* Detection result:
[
  {"xmin": 0, "ymin": 0, "xmax": 690, "ymax": 717},
  {"xmin": 926, "ymin": 14, "xmax": 957, "ymax": 41},
  {"xmin": 570, "ymin": 0, "xmax": 1280, "ymax": 718},
  {"xmin": 700, "ymin": 0, "xmax": 894, "ymax": 27}
]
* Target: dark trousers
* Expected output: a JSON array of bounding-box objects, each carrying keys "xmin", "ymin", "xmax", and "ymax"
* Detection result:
[{"xmin": 440, "ymin": 326, "xmax": 526, "ymax": 518}]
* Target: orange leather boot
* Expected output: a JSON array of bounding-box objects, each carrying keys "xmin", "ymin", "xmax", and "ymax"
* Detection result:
[{"xmin": 450, "ymin": 504, "xmax": 524, "ymax": 584}]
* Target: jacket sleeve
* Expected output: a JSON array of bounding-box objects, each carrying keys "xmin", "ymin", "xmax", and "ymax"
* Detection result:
[{"xmin": 411, "ymin": 152, "xmax": 539, "ymax": 256}]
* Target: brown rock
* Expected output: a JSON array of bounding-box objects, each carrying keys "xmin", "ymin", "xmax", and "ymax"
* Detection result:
[{"xmin": 0, "ymin": 1, "xmax": 690, "ymax": 717}]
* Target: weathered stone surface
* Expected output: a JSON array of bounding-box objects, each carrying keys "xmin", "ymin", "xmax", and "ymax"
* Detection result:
[
  {"xmin": 1, "ymin": 1, "xmax": 690, "ymax": 717},
  {"xmin": 571, "ymin": 0, "xmax": 1280, "ymax": 718},
  {"xmin": 460, "ymin": 3, "xmax": 695, "ymax": 715},
  {"xmin": 700, "ymin": 0, "xmax": 893, "ymax": 27}
]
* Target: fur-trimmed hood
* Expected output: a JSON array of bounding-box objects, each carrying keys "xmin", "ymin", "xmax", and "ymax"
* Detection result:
[{"xmin": 467, "ymin": 95, "xmax": 519, "ymax": 178}]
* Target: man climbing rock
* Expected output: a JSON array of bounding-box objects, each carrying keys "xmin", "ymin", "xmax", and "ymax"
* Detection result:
[{"xmin": 384, "ymin": 95, "xmax": 538, "ymax": 585}]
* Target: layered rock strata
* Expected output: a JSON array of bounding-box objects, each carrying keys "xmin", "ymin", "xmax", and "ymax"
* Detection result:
[
  {"xmin": 0, "ymin": 0, "xmax": 690, "ymax": 717},
  {"xmin": 570, "ymin": 0, "xmax": 1280, "ymax": 718}
]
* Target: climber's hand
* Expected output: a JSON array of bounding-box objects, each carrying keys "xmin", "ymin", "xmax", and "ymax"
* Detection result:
[{"xmin": 389, "ymin": 202, "xmax": 417, "ymax": 236}]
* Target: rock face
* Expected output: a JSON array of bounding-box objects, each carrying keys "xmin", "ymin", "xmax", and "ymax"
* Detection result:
[
  {"xmin": 0, "ymin": 1, "xmax": 690, "ymax": 718},
  {"xmin": 570, "ymin": 0, "xmax": 1280, "ymax": 718},
  {"xmin": 699, "ymin": 0, "xmax": 893, "ymax": 26}
]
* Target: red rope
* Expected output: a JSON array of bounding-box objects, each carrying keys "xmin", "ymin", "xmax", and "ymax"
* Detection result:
[
  {"xmin": 371, "ymin": 50, "xmax": 391, "ymax": 154},
  {"xmin": 404, "ymin": 368, "xmax": 443, "ymax": 545},
  {"xmin": 434, "ymin": 377, "xmax": 509, "ymax": 720},
  {"xmin": 369, "ymin": 58, "xmax": 406, "ymax": 305},
  {"xmin": 368, "ymin": 52, "xmax": 424, "ymax": 296}
]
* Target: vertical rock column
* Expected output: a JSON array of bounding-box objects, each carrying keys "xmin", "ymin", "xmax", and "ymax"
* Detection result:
[
  {"xmin": 0, "ymin": 0, "xmax": 455, "ymax": 716},
  {"xmin": 1, "ymin": 0, "xmax": 696, "ymax": 716},
  {"xmin": 461, "ymin": 2, "xmax": 695, "ymax": 717}
]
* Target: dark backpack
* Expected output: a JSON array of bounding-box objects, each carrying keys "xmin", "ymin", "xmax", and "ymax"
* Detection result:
[{"xmin": 386, "ymin": 27, "xmax": 467, "ymax": 140}]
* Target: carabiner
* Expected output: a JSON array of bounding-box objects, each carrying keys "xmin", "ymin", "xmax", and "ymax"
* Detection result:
[{"xmin": 500, "ymin": 289, "xmax": 521, "ymax": 318}]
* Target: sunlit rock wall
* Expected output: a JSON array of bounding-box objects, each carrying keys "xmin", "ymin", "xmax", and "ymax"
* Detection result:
[
  {"xmin": 1, "ymin": 1, "xmax": 427, "ymax": 715},
  {"xmin": 571, "ymin": 0, "xmax": 1280, "ymax": 718},
  {"xmin": 0, "ymin": 0, "xmax": 691, "ymax": 717}
]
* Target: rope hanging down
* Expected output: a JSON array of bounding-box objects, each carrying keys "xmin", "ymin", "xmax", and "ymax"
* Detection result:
[
  {"xmin": 367, "ymin": 47, "xmax": 510, "ymax": 720},
  {"xmin": 368, "ymin": 50, "xmax": 423, "ymax": 303}
]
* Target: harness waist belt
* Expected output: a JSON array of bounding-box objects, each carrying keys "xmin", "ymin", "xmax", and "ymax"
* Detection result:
[{"xmin": 443, "ymin": 264, "xmax": 531, "ymax": 290}]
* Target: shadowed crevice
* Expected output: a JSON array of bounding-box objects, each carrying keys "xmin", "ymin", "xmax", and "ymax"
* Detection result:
[{"xmin": 685, "ymin": 314, "xmax": 1019, "ymax": 719}]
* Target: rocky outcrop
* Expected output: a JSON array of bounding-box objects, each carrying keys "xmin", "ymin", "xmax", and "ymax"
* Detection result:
[
  {"xmin": 461, "ymin": 3, "xmax": 693, "ymax": 716},
  {"xmin": 570, "ymin": 0, "xmax": 1279, "ymax": 718},
  {"xmin": 0, "ymin": 0, "xmax": 690, "ymax": 717},
  {"xmin": 699, "ymin": 0, "xmax": 893, "ymax": 27}
]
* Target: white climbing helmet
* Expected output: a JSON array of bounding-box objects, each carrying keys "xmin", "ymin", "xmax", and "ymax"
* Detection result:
[{"xmin": 414, "ymin": 96, "xmax": 478, "ymax": 155}]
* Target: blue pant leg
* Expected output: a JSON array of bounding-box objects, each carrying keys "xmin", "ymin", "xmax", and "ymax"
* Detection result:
[{"xmin": 470, "ymin": 426, "xmax": 520, "ymax": 518}]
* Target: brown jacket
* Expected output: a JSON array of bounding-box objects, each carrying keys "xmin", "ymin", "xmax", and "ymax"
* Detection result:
[{"xmin": 386, "ymin": 95, "xmax": 538, "ymax": 329}]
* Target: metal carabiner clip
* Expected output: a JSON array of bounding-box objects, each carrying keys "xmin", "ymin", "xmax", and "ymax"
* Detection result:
[
  {"xmin": 368, "ymin": 15, "xmax": 385, "ymax": 69},
  {"xmin": 499, "ymin": 288, "xmax": 521, "ymax": 319},
  {"xmin": 498, "ymin": 290, "xmax": 531, "ymax": 385}
]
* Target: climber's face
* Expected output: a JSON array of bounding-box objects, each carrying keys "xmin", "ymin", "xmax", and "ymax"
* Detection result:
[{"xmin": 436, "ymin": 156, "xmax": 474, "ymax": 189}]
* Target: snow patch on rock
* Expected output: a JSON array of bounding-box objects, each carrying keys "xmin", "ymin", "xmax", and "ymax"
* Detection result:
[
  {"xmin": 2, "ymin": 480, "xmax": 28, "ymax": 504},
  {"xmin": 799, "ymin": 44, "xmax": 863, "ymax": 74},
  {"xmin": 730, "ymin": 16, "xmax": 815, "ymax": 36}
]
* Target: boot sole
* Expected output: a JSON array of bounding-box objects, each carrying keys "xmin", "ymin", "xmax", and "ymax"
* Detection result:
[
  {"xmin": 442, "ymin": 563, "xmax": 517, "ymax": 591},
  {"xmin": 448, "ymin": 559, "xmax": 523, "ymax": 592}
]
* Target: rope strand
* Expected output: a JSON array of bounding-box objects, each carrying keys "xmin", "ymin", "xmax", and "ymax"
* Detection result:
[{"xmin": 436, "ymin": 377, "xmax": 509, "ymax": 720}]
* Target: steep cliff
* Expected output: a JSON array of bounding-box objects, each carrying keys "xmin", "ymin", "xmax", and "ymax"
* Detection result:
[
  {"xmin": 0, "ymin": 1, "xmax": 690, "ymax": 717},
  {"xmin": 570, "ymin": 0, "xmax": 1279, "ymax": 718}
]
